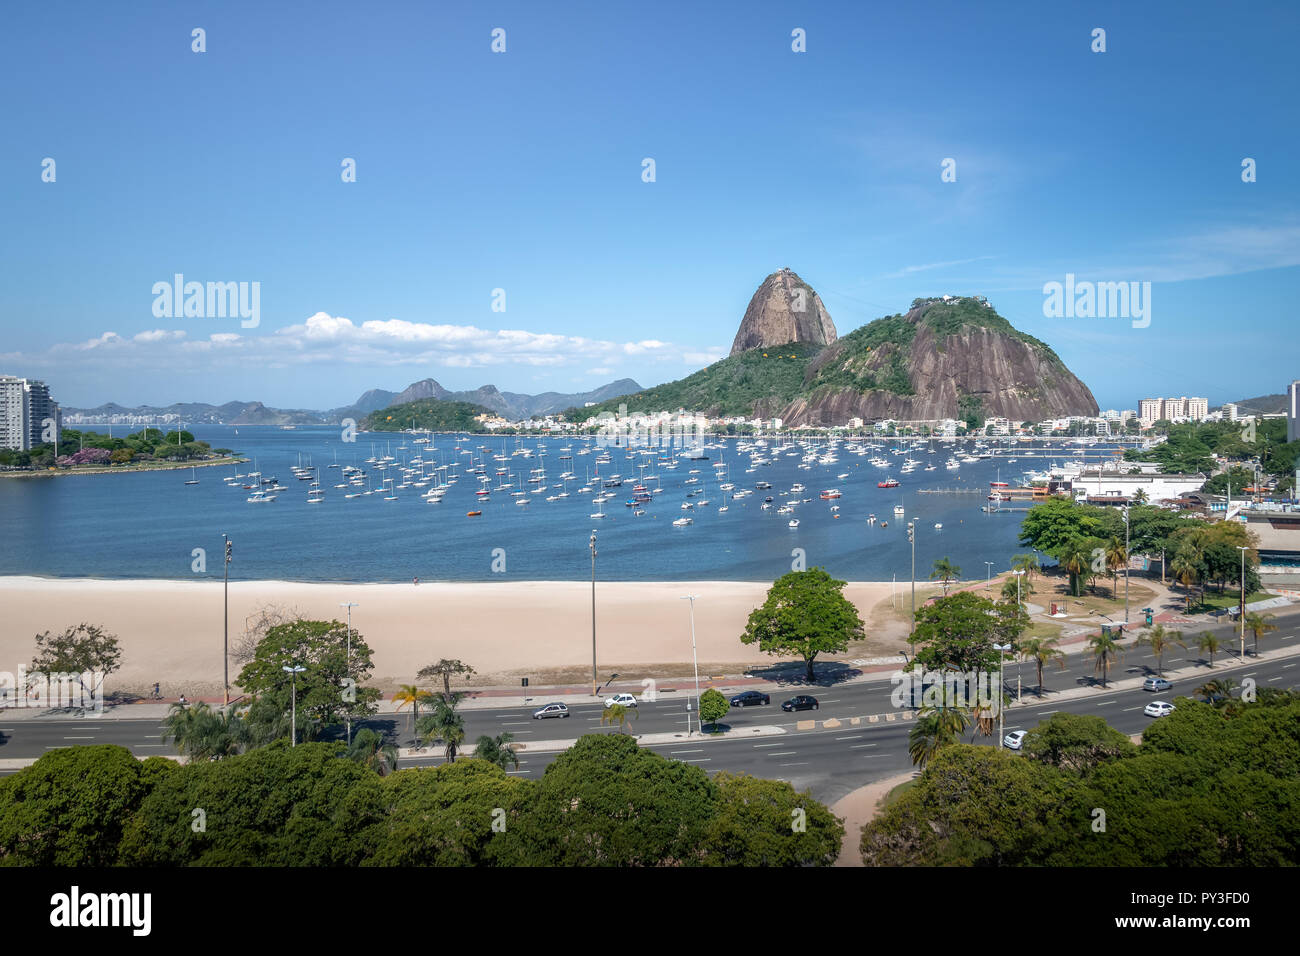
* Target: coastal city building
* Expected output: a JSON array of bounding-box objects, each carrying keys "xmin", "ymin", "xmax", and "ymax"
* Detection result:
[
  {"xmin": 0, "ymin": 375, "xmax": 61, "ymax": 451},
  {"xmin": 1289, "ymin": 380, "xmax": 1300, "ymax": 443}
]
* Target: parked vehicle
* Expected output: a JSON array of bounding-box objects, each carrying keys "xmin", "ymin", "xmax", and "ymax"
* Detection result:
[
  {"xmin": 729, "ymin": 690, "xmax": 771, "ymax": 707},
  {"xmin": 1003, "ymin": 730, "xmax": 1027, "ymax": 750}
]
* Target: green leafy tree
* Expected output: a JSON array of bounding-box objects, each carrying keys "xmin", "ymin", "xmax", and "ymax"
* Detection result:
[
  {"xmin": 740, "ymin": 567, "xmax": 865, "ymax": 682},
  {"xmin": 701, "ymin": 773, "xmax": 843, "ymax": 866},
  {"xmin": 29, "ymin": 623, "xmax": 122, "ymax": 702},
  {"xmin": 1195, "ymin": 678, "xmax": 1238, "ymax": 705},
  {"xmin": 698, "ymin": 688, "xmax": 730, "ymax": 732},
  {"xmin": 906, "ymin": 591, "xmax": 1021, "ymax": 674},
  {"xmin": 491, "ymin": 734, "xmax": 717, "ymax": 866},
  {"xmin": 0, "ymin": 746, "xmax": 173, "ymax": 866},
  {"xmin": 1021, "ymin": 712, "xmax": 1136, "ymax": 773},
  {"xmin": 416, "ymin": 658, "xmax": 476, "ymax": 703},
  {"xmin": 929, "ymin": 557, "xmax": 961, "ymax": 597},
  {"xmin": 236, "ymin": 619, "xmax": 381, "ymax": 741}
]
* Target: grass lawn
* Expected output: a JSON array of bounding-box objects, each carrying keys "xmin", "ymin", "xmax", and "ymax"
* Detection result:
[{"xmin": 881, "ymin": 779, "xmax": 917, "ymax": 809}]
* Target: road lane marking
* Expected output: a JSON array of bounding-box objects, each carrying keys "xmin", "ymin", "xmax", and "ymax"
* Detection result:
[
  {"xmin": 834, "ymin": 735, "xmax": 863, "ymax": 740},
  {"xmin": 778, "ymin": 762, "xmax": 808, "ymax": 767},
  {"xmin": 62, "ymin": 736, "xmax": 96, "ymax": 740},
  {"xmin": 670, "ymin": 749, "xmax": 704, "ymax": 755},
  {"xmin": 767, "ymin": 751, "xmax": 797, "ymax": 757},
  {"xmin": 1122, "ymin": 706, "xmax": 1143, "ymax": 712},
  {"xmin": 753, "ymin": 742, "xmax": 784, "ymax": 748},
  {"xmin": 849, "ymin": 743, "xmax": 877, "ymax": 749}
]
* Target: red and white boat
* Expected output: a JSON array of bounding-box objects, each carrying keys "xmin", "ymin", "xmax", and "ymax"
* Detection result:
[
  {"xmin": 820, "ymin": 489, "xmax": 842, "ymax": 499},
  {"xmin": 878, "ymin": 478, "xmax": 900, "ymax": 489}
]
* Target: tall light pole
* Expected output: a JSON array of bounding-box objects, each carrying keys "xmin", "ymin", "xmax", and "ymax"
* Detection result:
[
  {"xmin": 1237, "ymin": 545, "xmax": 1248, "ymax": 658},
  {"xmin": 340, "ymin": 601, "xmax": 359, "ymax": 744},
  {"xmin": 282, "ymin": 664, "xmax": 305, "ymax": 746},
  {"xmin": 681, "ymin": 595, "xmax": 699, "ymax": 735},
  {"xmin": 1122, "ymin": 505, "xmax": 1130, "ymax": 624},
  {"xmin": 222, "ymin": 534, "xmax": 232, "ymax": 706},
  {"xmin": 993, "ymin": 643, "xmax": 1011, "ymax": 748},
  {"xmin": 590, "ymin": 531, "xmax": 598, "ymax": 697},
  {"xmin": 907, "ymin": 521, "xmax": 916, "ymax": 635},
  {"xmin": 984, "ymin": 561, "xmax": 994, "ymax": 590},
  {"xmin": 1013, "ymin": 568, "xmax": 1025, "ymax": 607}
]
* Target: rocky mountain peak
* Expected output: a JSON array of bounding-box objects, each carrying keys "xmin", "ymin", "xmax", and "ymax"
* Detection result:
[{"xmin": 729, "ymin": 268, "xmax": 838, "ymax": 356}]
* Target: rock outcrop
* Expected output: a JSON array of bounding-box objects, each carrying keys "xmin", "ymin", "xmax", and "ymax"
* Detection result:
[{"xmin": 729, "ymin": 268, "xmax": 837, "ymax": 355}]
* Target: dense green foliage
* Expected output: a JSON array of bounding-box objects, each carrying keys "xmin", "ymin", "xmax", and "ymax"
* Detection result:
[
  {"xmin": 1128, "ymin": 418, "xmax": 1299, "ymax": 493},
  {"xmin": 1018, "ymin": 496, "xmax": 1261, "ymax": 600},
  {"xmin": 906, "ymin": 591, "xmax": 1029, "ymax": 674},
  {"xmin": 740, "ymin": 567, "xmax": 866, "ymax": 681},
  {"xmin": 362, "ymin": 399, "xmax": 496, "ymax": 432},
  {"xmin": 1, "ymin": 735, "xmax": 843, "ymax": 866},
  {"xmin": 577, "ymin": 343, "xmax": 823, "ymax": 420},
  {"xmin": 0, "ymin": 427, "xmax": 228, "ymax": 469},
  {"xmin": 863, "ymin": 693, "xmax": 1300, "ymax": 865}
]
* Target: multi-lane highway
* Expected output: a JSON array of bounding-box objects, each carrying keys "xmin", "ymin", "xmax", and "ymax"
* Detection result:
[{"xmin": 3, "ymin": 618, "xmax": 1297, "ymax": 805}]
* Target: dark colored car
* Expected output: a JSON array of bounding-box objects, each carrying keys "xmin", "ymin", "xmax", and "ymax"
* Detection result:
[
  {"xmin": 781, "ymin": 695, "xmax": 820, "ymax": 712},
  {"xmin": 729, "ymin": 690, "xmax": 771, "ymax": 707}
]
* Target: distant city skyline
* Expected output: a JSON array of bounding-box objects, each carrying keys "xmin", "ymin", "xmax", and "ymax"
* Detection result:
[{"xmin": 2, "ymin": 1, "xmax": 1297, "ymax": 410}]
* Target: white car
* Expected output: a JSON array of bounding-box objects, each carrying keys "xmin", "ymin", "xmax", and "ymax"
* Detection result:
[
  {"xmin": 1144, "ymin": 701, "xmax": 1176, "ymax": 718},
  {"xmin": 532, "ymin": 702, "xmax": 570, "ymax": 719},
  {"xmin": 1003, "ymin": 730, "xmax": 1027, "ymax": 750},
  {"xmin": 603, "ymin": 693, "xmax": 638, "ymax": 709}
]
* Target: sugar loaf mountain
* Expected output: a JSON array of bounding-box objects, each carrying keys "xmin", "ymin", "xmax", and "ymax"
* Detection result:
[{"xmin": 578, "ymin": 268, "xmax": 1098, "ymax": 427}]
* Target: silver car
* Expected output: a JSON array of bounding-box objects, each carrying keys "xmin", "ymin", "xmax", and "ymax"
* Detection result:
[{"xmin": 532, "ymin": 702, "xmax": 570, "ymax": 719}]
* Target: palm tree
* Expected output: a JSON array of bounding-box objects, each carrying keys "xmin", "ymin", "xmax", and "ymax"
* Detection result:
[
  {"xmin": 1196, "ymin": 631, "xmax": 1222, "ymax": 667},
  {"xmin": 907, "ymin": 709, "xmax": 968, "ymax": 769},
  {"xmin": 347, "ymin": 727, "xmax": 399, "ymax": 775},
  {"xmin": 1012, "ymin": 553, "xmax": 1041, "ymax": 585},
  {"xmin": 392, "ymin": 684, "xmax": 433, "ymax": 747},
  {"xmin": 1059, "ymin": 539, "xmax": 1091, "ymax": 597},
  {"xmin": 1020, "ymin": 636, "xmax": 1065, "ymax": 696},
  {"xmin": 600, "ymin": 702, "xmax": 638, "ymax": 734},
  {"xmin": 929, "ymin": 557, "xmax": 961, "ymax": 597},
  {"xmin": 1195, "ymin": 677, "xmax": 1237, "ymax": 705},
  {"xmin": 1169, "ymin": 554, "xmax": 1199, "ymax": 611},
  {"xmin": 1104, "ymin": 535, "xmax": 1128, "ymax": 598},
  {"xmin": 1132, "ymin": 489, "xmax": 1149, "ymax": 505},
  {"xmin": 1138, "ymin": 624, "xmax": 1186, "ymax": 677},
  {"xmin": 474, "ymin": 732, "xmax": 520, "ymax": 771},
  {"xmin": 1243, "ymin": 611, "xmax": 1278, "ymax": 657},
  {"xmin": 418, "ymin": 697, "xmax": 465, "ymax": 763},
  {"xmin": 162, "ymin": 702, "xmax": 249, "ymax": 761},
  {"xmin": 1087, "ymin": 631, "xmax": 1124, "ymax": 688}
]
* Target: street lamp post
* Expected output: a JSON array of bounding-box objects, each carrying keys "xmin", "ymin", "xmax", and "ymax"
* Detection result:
[
  {"xmin": 590, "ymin": 531, "xmax": 598, "ymax": 697},
  {"xmin": 1237, "ymin": 546, "xmax": 1248, "ymax": 658},
  {"xmin": 340, "ymin": 601, "xmax": 359, "ymax": 744},
  {"xmin": 682, "ymin": 595, "xmax": 699, "ymax": 735},
  {"xmin": 222, "ymin": 535, "xmax": 232, "ymax": 706},
  {"xmin": 1122, "ymin": 506, "xmax": 1130, "ymax": 624},
  {"xmin": 993, "ymin": 643, "xmax": 1011, "ymax": 748},
  {"xmin": 984, "ymin": 561, "xmax": 994, "ymax": 590},
  {"xmin": 282, "ymin": 664, "xmax": 305, "ymax": 746}
]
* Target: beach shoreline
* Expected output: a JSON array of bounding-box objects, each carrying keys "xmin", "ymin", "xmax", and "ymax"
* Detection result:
[{"xmin": 0, "ymin": 576, "xmax": 914, "ymax": 696}]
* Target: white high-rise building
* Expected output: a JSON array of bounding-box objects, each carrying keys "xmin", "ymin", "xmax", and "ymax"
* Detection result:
[
  {"xmin": 1186, "ymin": 397, "xmax": 1208, "ymax": 421},
  {"xmin": 1288, "ymin": 381, "xmax": 1299, "ymax": 444},
  {"xmin": 1138, "ymin": 398, "xmax": 1163, "ymax": 426},
  {"xmin": 0, "ymin": 375, "xmax": 60, "ymax": 451},
  {"xmin": 1222, "ymin": 402, "xmax": 1238, "ymax": 421}
]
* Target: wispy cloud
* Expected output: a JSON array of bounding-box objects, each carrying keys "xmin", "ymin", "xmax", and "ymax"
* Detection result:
[{"xmin": 877, "ymin": 255, "xmax": 998, "ymax": 280}]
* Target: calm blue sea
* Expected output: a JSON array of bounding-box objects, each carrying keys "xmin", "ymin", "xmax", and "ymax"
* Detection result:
[{"xmin": 0, "ymin": 426, "xmax": 1109, "ymax": 583}]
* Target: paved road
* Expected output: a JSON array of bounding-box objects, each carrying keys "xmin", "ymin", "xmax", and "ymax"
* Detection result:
[{"xmin": 4, "ymin": 616, "xmax": 1297, "ymax": 804}]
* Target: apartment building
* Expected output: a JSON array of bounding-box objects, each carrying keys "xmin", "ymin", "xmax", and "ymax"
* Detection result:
[{"xmin": 0, "ymin": 375, "xmax": 61, "ymax": 451}]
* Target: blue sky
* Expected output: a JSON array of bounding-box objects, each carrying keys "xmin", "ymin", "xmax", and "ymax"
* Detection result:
[{"xmin": 2, "ymin": 0, "xmax": 1297, "ymax": 410}]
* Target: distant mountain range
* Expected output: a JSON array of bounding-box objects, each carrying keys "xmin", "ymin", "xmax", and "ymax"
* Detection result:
[
  {"xmin": 1230, "ymin": 393, "xmax": 1288, "ymax": 416},
  {"xmin": 62, "ymin": 378, "xmax": 643, "ymax": 426}
]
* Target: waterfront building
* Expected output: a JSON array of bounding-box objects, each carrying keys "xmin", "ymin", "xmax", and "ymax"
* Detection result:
[{"xmin": 0, "ymin": 375, "xmax": 61, "ymax": 451}]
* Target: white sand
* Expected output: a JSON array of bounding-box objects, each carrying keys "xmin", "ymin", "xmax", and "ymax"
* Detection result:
[{"xmin": 0, "ymin": 577, "xmax": 897, "ymax": 695}]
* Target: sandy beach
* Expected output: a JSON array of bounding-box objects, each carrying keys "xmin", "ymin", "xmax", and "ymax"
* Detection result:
[{"xmin": 0, "ymin": 577, "xmax": 905, "ymax": 696}]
